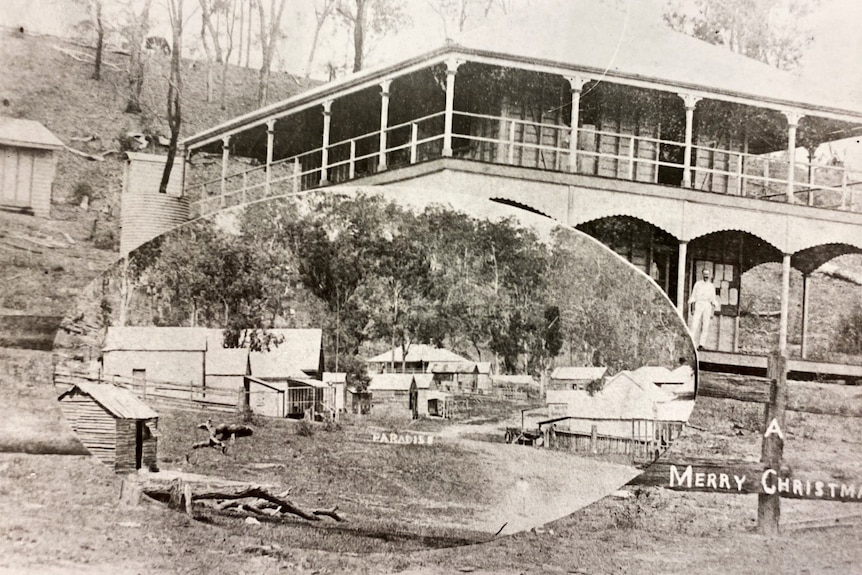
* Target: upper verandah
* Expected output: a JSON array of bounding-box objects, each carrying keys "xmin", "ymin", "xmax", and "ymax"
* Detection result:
[{"xmin": 182, "ymin": 1, "xmax": 862, "ymax": 150}]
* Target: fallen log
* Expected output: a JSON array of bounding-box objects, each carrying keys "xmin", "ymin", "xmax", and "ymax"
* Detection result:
[{"xmin": 141, "ymin": 481, "xmax": 343, "ymax": 522}]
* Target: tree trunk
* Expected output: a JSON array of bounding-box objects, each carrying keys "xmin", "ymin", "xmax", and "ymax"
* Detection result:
[
  {"xmin": 352, "ymin": 0, "xmax": 367, "ymax": 72},
  {"xmin": 92, "ymin": 1, "xmax": 104, "ymax": 80},
  {"xmin": 125, "ymin": 0, "xmax": 152, "ymax": 114},
  {"xmin": 158, "ymin": 0, "xmax": 183, "ymax": 196}
]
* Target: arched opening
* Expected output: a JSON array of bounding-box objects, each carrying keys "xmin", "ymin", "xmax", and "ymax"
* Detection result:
[{"xmin": 576, "ymin": 216, "xmax": 679, "ymax": 301}]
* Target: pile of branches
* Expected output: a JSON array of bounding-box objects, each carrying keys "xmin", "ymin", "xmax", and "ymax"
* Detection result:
[{"xmin": 142, "ymin": 479, "xmax": 343, "ymax": 523}]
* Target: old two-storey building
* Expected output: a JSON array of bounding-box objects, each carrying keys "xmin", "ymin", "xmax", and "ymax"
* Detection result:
[{"xmin": 125, "ymin": 4, "xmax": 862, "ymax": 378}]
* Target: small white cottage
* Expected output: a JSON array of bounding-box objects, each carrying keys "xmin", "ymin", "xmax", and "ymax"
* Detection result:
[{"xmin": 0, "ymin": 116, "xmax": 63, "ymax": 217}]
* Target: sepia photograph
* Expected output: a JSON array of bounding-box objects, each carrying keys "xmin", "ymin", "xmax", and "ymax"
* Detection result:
[{"xmin": 1, "ymin": 0, "xmax": 862, "ymax": 573}]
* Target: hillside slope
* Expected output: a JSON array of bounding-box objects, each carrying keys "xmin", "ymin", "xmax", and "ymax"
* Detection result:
[{"xmin": 0, "ymin": 29, "xmax": 314, "ymax": 227}]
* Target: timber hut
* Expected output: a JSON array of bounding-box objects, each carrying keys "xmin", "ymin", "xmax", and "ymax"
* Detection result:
[
  {"xmin": 0, "ymin": 116, "xmax": 63, "ymax": 217},
  {"xmin": 58, "ymin": 382, "xmax": 159, "ymax": 474}
]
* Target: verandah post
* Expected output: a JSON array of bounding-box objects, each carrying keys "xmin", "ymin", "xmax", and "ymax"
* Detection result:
[
  {"xmin": 442, "ymin": 58, "xmax": 462, "ymax": 157},
  {"xmin": 566, "ymin": 76, "xmax": 589, "ymax": 173}
]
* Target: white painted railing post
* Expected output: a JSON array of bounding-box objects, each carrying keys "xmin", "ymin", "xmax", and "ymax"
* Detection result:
[
  {"xmin": 566, "ymin": 76, "xmax": 589, "ymax": 173},
  {"xmin": 410, "ymin": 123, "xmax": 418, "ymax": 164},
  {"xmin": 841, "ymin": 168, "xmax": 848, "ymax": 209},
  {"xmin": 779, "ymin": 253, "xmax": 791, "ymax": 354},
  {"xmin": 676, "ymin": 241, "xmax": 687, "ymax": 318},
  {"xmin": 349, "ymin": 139, "xmax": 356, "ymax": 179},
  {"xmin": 293, "ymin": 157, "xmax": 301, "ymax": 193},
  {"xmin": 678, "ymin": 93, "xmax": 701, "ymax": 189},
  {"xmin": 807, "ymin": 157, "xmax": 815, "ymax": 206},
  {"xmin": 265, "ymin": 119, "xmax": 275, "ymax": 195},
  {"xmin": 378, "ymin": 79, "xmax": 391, "ymax": 171},
  {"xmin": 442, "ymin": 58, "xmax": 463, "ymax": 157},
  {"xmin": 508, "ymin": 120, "xmax": 516, "ymax": 165},
  {"xmin": 736, "ymin": 153, "xmax": 744, "ymax": 196},
  {"xmin": 628, "ymin": 137, "xmax": 635, "ymax": 180},
  {"xmin": 783, "ymin": 110, "xmax": 803, "ymax": 203},
  {"xmin": 320, "ymin": 100, "xmax": 332, "ymax": 185}
]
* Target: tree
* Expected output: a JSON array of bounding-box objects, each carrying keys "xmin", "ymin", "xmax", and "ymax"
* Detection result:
[
  {"xmin": 90, "ymin": 0, "xmax": 106, "ymax": 80},
  {"xmin": 663, "ymin": 0, "xmax": 818, "ymax": 70},
  {"xmin": 158, "ymin": 0, "xmax": 184, "ymax": 196},
  {"xmin": 306, "ymin": 0, "xmax": 338, "ymax": 78},
  {"xmin": 123, "ymin": 0, "xmax": 153, "ymax": 113},
  {"xmin": 256, "ymin": 0, "xmax": 288, "ymax": 106},
  {"xmin": 198, "ymin": 0, "xmax": 223, "ymax": 102},
  {"xmin": 336, "ymin": 0, "xmax": 409, "ymax": 73}
]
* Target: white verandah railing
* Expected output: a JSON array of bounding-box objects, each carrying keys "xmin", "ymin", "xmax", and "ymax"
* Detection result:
[{"xmin": 185, "ymin": 110, "xmax": 862, "ymax": 219}]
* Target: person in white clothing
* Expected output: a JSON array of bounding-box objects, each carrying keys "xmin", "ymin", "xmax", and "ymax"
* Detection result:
[{"xmin": 688, "ymin": 268, "xmax": 721, "ymax": 350}]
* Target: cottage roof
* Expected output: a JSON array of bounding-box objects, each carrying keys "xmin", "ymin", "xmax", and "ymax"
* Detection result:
[
  {"xmin": 59, "ymin": 382, "xmax": 158, "ymax": 420},
  {"xmin": 366, "ymin": 344, "xmax": 469, "ymax": 364},
  {"xmin": 368, "ymin": 373, "xmax": 417, "ymax": 392},
  {"xmin": 450, "ymin": 1, "xmax": 859, "ymax": 116},
  {"xmin": 0, "ymin": 116, "xmax": 64, "ymax": 150},
  {"xmin": 427, "ymin": 361, "xmax": 491, "ymax": 374},
  {"xmin": 248, "ymin": 352, "xmax": 312, "ymax": 380},
  {"xmin": 413, "ymin": 373, "xmax": 434, "ymax": 389},
  {"xmin": 103, "ymin": 327, "xmax": 208, "ymax": 352},
  {"xmin": 245, "ymin": 328, "xmax": 323, "ymax": 375},
  {"xmin": 205, "ymin": 347, "xmax": 250, "ymax": 376},
  {"xmin": 550, "ymin": 366, "xmax": 607, "ymax": 381}
]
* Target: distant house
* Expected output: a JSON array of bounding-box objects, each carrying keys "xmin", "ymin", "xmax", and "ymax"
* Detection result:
[
  {"xmin": 368, "ymin": 373, "xmax": 444, "ymax": 418},
  {"xmin": 58, "ymin": 382, "xmax": 159, "ymax": 474},
  {"xmin": 549, "ymin": 366, "xmax": 607, "ymax": 390},
  {"xmin": 102, "ymin": 327, "xmax": 209, "ymax": 388},
  {"xmin": 366, "ymin": 344, "xmax": 469, "ymax": 374},
  {"xmin": 245, "ymin": 374, "xmax": 333, "ymax": 419},
  {"xmin": 428, "ymin": 361, "xmax": 492, "ymax": 393},
  {"xmin": 545, "ymin": 370, "xmax": 693, "ymax": 439},
  {"xmin": 204, "ymin": 347, "xmax": 250, "ymax": 404},
  {"xmin": 102, "ymin": 327, "xmax": 324, "ymax": 391},
  {"xmin": 249, "ymin": 328, "xmax": 324, "ymax": 379},
  {"xmin": 633, "ymin": 365, "xmax": 696, "ymax": 398},
  {"xmin": 0, "ymin": 116, "xmax": 63, "ymax": 218}
]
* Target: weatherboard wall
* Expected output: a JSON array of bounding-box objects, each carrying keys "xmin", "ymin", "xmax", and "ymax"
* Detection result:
[{"xmin": 58, "ymin": 391, "xmax": 118, "ymax": 467}]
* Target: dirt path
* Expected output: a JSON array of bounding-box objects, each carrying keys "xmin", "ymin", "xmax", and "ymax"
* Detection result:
[{"xmin": 437, "ymin": 416, "xmax": 640, "ymax": 535}]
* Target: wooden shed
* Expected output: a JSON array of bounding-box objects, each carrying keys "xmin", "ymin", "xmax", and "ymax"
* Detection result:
[
  {"xmin": 58, "ymin": 382, "xmax": 159, "ymax": 474},
  {"xmin": 0, "ymin": 116, "xmax": 63, "ymax": 218}
]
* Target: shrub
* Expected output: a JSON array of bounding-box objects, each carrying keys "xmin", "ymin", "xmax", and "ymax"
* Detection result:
[
  {"xmin": 69, "ymin": 181, "xmax": 93, "ymax": 205},
  {"xmin": 834, "ymin": 304, "xmax": 862, "ymax": 354},
  {"xmin": 295, "ymin": 420, "xmax": 313, "ymax": 437}
]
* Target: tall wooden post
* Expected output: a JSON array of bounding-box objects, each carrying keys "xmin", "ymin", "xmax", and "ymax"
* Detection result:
[
  {"xmin": 320, "ymin": 100, "xmax": 332, "ymax": 185},
  {"xmin": 783, "ymin": 111, "xmax": 803, "ymax": 204},
  {"xmin": 679, "ymin": 93, "xmax": 701, "ymax": 189},
  {"xmin": 378, "ymin": 79, "xmax": 391, "ymax": 171},
  {"xmin": 265, "ymin": 119, "xmax": 275, "ymax": 195},
  {"xmin": 566, "ymin": 76, "xmax": 589, "ymax": 173},
  {"xmin": 758, "ymin": 352, "xmax": 787, "ymax": 535},
  {"xmin": 442, "ymin": 58, "xmax": 462, "ymax": 157}
]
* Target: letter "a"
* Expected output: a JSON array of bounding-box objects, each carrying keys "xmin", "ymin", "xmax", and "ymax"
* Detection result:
[{"xmin": 763, "ymin": 418, "xmax": 785, "ymax": 440}]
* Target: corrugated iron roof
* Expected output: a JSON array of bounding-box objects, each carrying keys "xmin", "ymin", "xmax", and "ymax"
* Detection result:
[
  {"xmin": 450, "ymin": 1, "xmax": 860, "ymax": 115},
  {"xmin": 103, "ymin": 327, "xmax": 209, "ymax": 352},
  {"xmin": 366, "ymin": 344, "xmax": 469, "ymax": 364},
  {"xmin": 491, "ymin": 375, "xmax": 537, "ymax": 386},
  {"xmin": 59, "ymin": 382, "xmax": 158, "ymax": 420},
  {"xmin": 551, "ymin": 366, "xmax": 607, "ymax": 381},
  {"xmin": 0, "ymin": 116, "xmax": 64, "ymax": 150}
]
